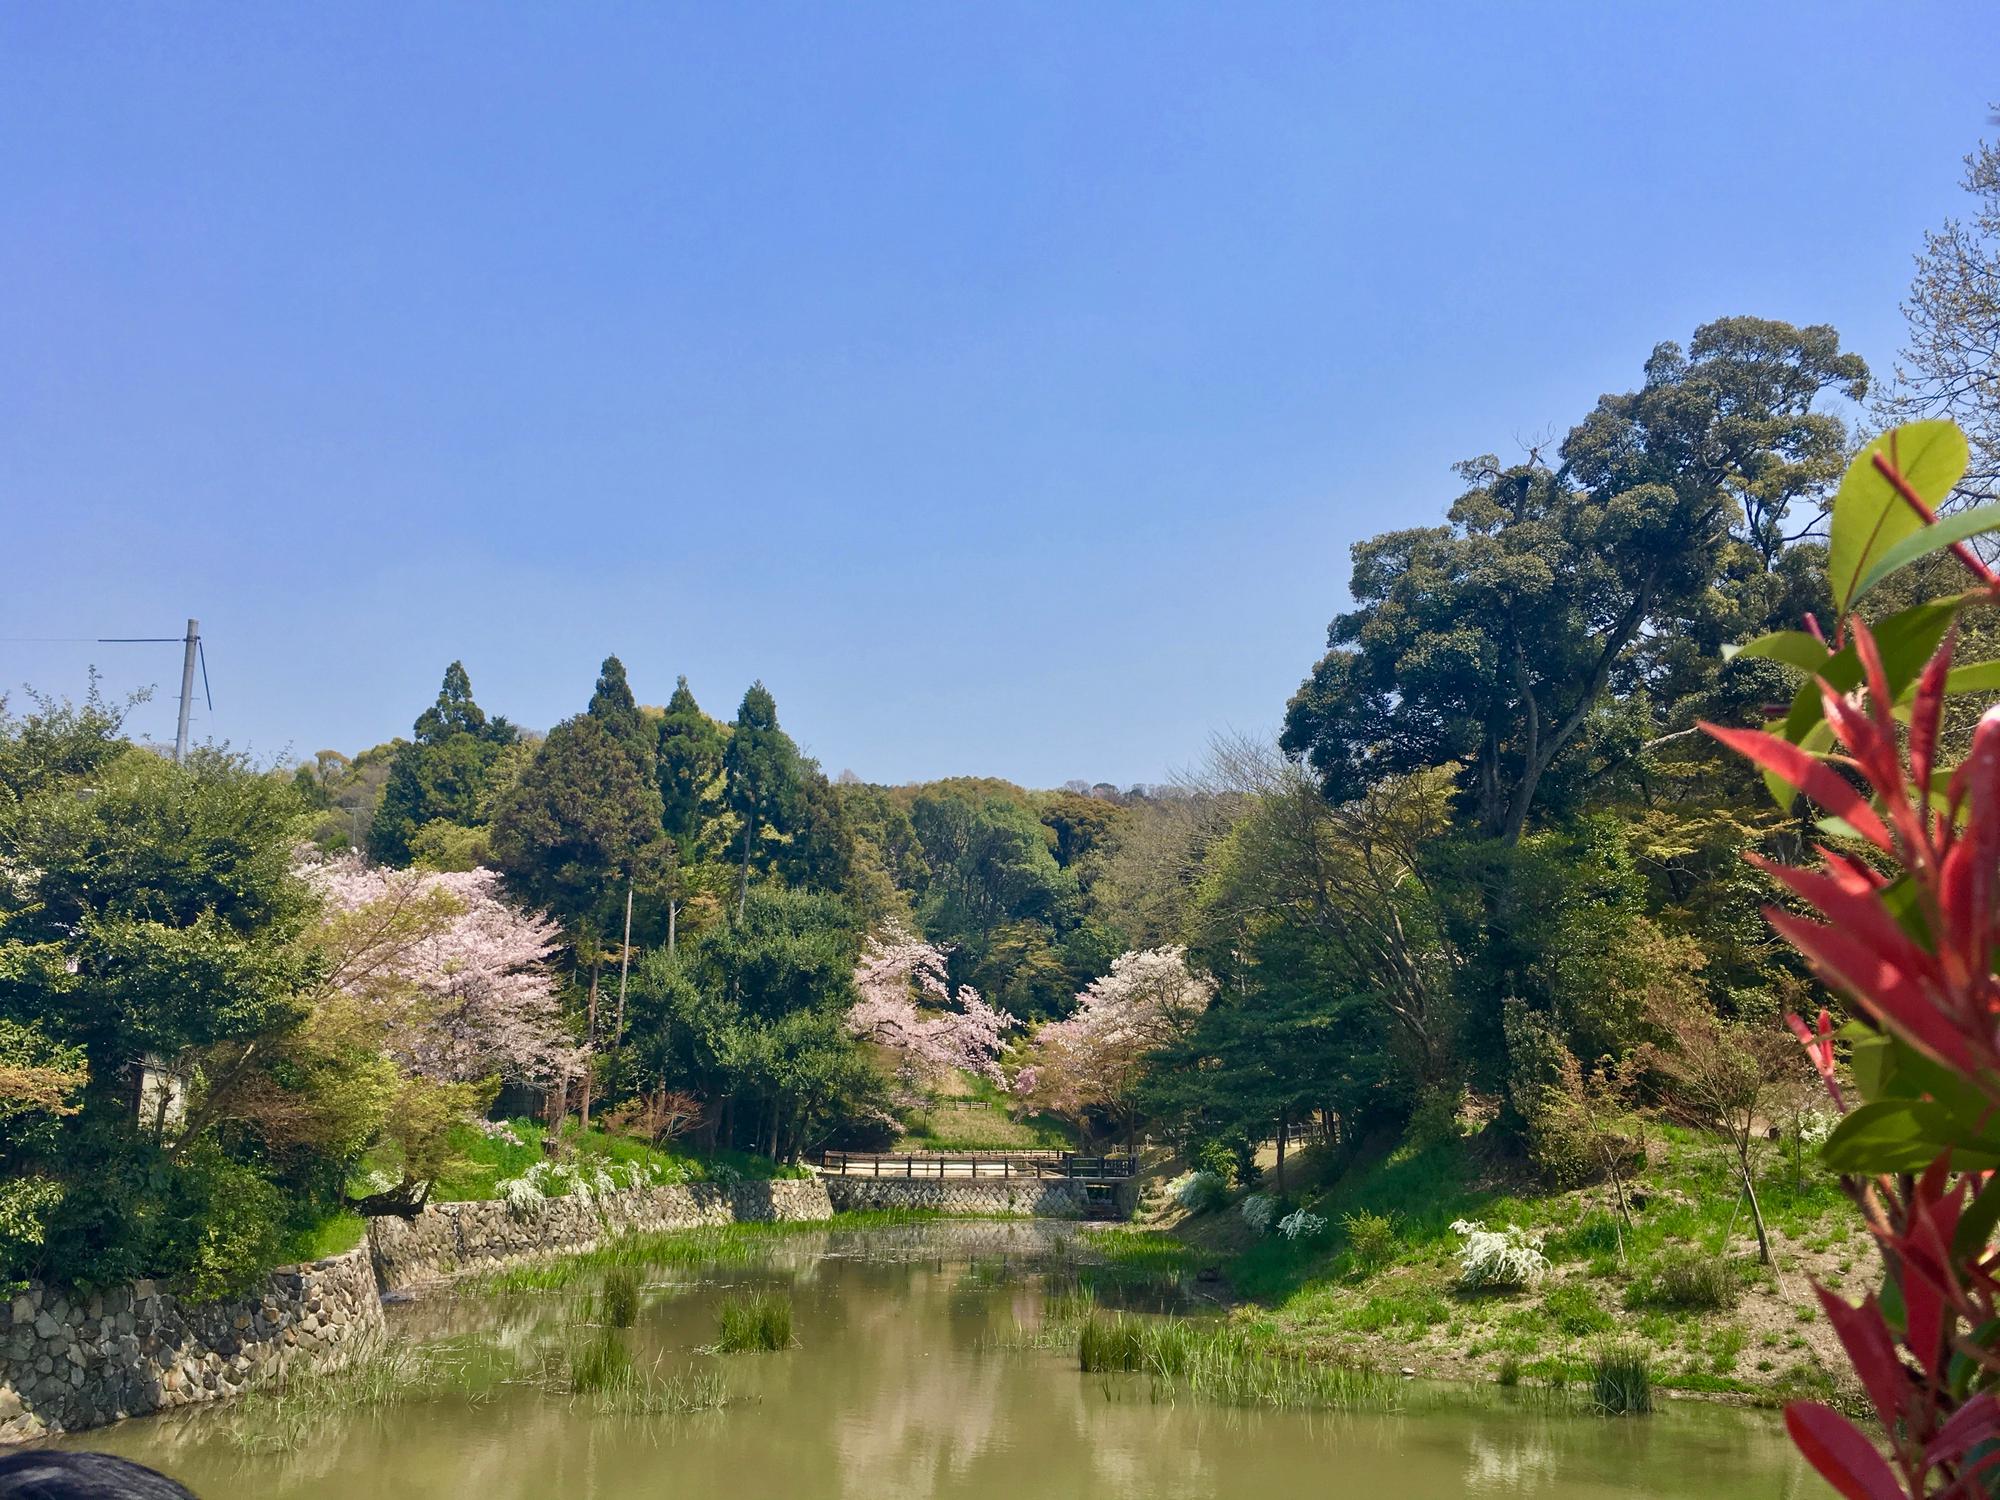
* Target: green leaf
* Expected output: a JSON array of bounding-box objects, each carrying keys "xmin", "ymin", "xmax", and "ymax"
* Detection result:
[
  {"xmin": 1945, "ymin": 660, "xmax": 2000, "ymax": 696},
  {"xmin": 1847, "ymin": 1032, "xmax": 1892, "ymax": 1104},
  {"xmin": 1829, "ymin": 420, "xmax": 1971, "ymax": 614},
  {"xmin": 1728, "ymin": 630, "xmax": 1833, "ymax": 672},
  {"xmin": 1955, "ymin": 1178, "xmax": 2000, "ymax": 1261},
  {"xmin": 1820, "ymin": 1099, "xmax": 1982, "ymax": 1173},
  {"xmin": 1853, "ymin": 503, "xmax": 2000, "ymax": 606}
]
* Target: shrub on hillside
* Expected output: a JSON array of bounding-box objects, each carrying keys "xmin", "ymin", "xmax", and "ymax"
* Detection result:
[
  {"xmin": 1239, "ymin": 1193, "xmax": 1277, "ymax": 1234},
  {"xmin": 1195, "ymin": 1139, "xmax": 1238, "ymax": 1186},
  {"xmin": 1166, "ymin": 1170, "xmax": 1227, "ymax": 1215},
  {"xmin": 1450, "ymin": 1219, "xmax": 1548, "ymax": 1292},
  {"xmin": 1278, "ymin": 1207, "xmax": 1327, "ymax": 1241},
  {"xmin": 1340, "ymin": 1209, "xmax": 1398, "ymax": 1271},
  {"xmin": 1625, "ymin": 1247, "xmax": 1737, "ymax": 1310}
]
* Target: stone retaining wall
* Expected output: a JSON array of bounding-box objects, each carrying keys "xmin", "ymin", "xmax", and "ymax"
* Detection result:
[
  {"xmin": 0, "ymin": 1247, "xmax": 381, "ymax": 1445},
  {"xmin": 366, "ymin": 1178, "xmax": 836, "ymax": 1291},
  {"xmin": 821, "ymin": 1176, "xmax": 1126, "ymax": 1217}
]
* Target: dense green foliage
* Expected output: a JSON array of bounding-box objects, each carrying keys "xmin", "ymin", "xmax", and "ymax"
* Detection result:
[{"xmin": 0, "ymin": 691, "xmax": 332, "ymax": 1295}]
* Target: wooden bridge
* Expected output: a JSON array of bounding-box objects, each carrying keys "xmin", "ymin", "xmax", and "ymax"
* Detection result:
[{"xmin": 813, "ymin": 1149, "xmax": 1138, "ymax": 1182}]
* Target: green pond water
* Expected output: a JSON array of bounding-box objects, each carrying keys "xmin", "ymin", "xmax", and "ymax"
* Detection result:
[{"xmin": 59, "ymin": 1221, "xmax": 1821, "ymax": 1499}]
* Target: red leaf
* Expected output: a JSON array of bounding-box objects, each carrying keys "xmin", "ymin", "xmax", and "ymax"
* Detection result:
[
  {"xmin": 1815, "ymin": 1286, "xmax": 1913, "ymax": 1440},
  {"xmin": 1909, "ymin": 628, "xmax": 1957, "ymax": 809},
  {"xmin": 1940, "ymin": 707, "xmax": 2000, "ymax": 980},
  {"xmin": 1786, "ymin": 1402, "xmax": 1908, "ymax": 1500},
  {"xmin": 1750, "ymin": 857, "xmax": 1939, "ymax": 986},
  {"xmin": 1820, "ymin": 684, "xmax": 1904, "ymax": 816},
  {"xmin": 1766, "ymin": 909, "xmax": 1975, "ymax": 1073},
  {"xmin": 1702, "ymin": 722, "xmax": 1894, "ymax": 851},
  {"xmin": 1926, "ymin": 1391, "xmax": 2000, "ymax": 1467}
]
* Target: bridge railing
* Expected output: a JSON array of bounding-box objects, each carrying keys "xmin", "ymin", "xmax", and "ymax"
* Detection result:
[{"xmin": 814, "ymin": 1150, "xmax": 1137, "ymax": 1181}]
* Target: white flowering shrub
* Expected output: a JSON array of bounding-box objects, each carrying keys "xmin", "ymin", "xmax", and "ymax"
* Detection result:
[
  {"xmin": 1278, "ymin": 1208, "xmax": 1328, "ymax": 1241},
  {"xmin": 1167, "ymin": 1170, "xmax": 1227, "ymax": 1214},
  {"xmin": 356, "ymin": 1167, "xmax": 399, "ymax": 1197},
  {"xmin": 1450, "ymin": 1218, "xmax": 1548, "ymax": 1291},
  {"xmin": 1240, "ymin": 1193, "xmax": 1277, "ymax": 1233},
  {"xmin": 499, "ymin": 1174, "xmax": 547, "ymax": 1218},
  {"xmin": 495, "ymin": 1156, "xmax": 674, "ymax": 1217},
  {"xmin": 1795, "ymin": 1110, "xmax": 1837, "ymax": 1150}
]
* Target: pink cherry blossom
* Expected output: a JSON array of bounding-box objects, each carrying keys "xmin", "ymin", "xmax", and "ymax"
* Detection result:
[
  {"xmin": 1016, "ymin": 946, "xmax": 1214, "ymax": 1131},
  {"xmin": 299, "ymin": 853, "xmax": 582, "ymax": 1085},
  {"xmin": 846, "ymin": 926, "xmax": 1016, "ymax": 1096}
]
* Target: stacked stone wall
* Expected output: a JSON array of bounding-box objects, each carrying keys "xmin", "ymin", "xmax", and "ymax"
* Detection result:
[
  {"xmin": 0, "ymin": 1247, "xmax": 380, "ymax": 1445},
  {"xmin": 366, "ymin": 1178, "xmax": 835, "ymax": 1291}
]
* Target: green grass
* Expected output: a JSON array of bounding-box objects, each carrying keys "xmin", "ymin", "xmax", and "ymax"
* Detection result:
[
  {"xmin": 554, "ymin": 1329, "xmax": 729, "ymax": 1414},
  {"xmin": 714, "ymin": 1291, "xmax": 793, "ymax": 1352},
  {"xmin": 599, "ymin": 1266, "xmax": 641, "ymax": 1328},
  {"xmin": 1591, "ymin": 1343, "xmax": 1655, "ymax": 1415},
  {"xmin": 1542, "ymin": 1282, "xmax": 1614, "ymax": 1336},
  {"xmin": 277, "ymin": 1209, "xmax": 366, "ymax": 1266},
  {"xmin": 1138, "ymin": 1120, "xmax": 1852, "ymax": 1401},
  {"xmin": 424, "ymin": 1117, "xmax": 807, "ymax": 1203},
  {"xmin": 1069, "ymin": 1229, "xmax": 1208, "ymax": 1283},
  {"xmin": 1625, "ymin": 1248, "xmax": 1739, "ymax": 1311},
  {"xmin": 898, "ymin": 1071, "xmax": 1074, "ymax": 1151},
  {"xmin": 214, "ymin": 1338, "xmax": 522, "ymax": 1453},
  {"xmin": 1074, "ymin": 1313, "xmax": 1392, "ymax": 1410}
]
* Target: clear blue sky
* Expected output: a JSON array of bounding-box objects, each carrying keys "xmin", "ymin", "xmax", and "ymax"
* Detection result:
[{"xmin": 3, "ymin": 4, "xmax": 1995, "ymax": 787}]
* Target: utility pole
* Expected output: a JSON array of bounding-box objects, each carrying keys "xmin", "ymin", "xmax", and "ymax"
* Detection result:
[
  {"xmin": 614, "ymin": 878, "xmax": 635, "ymax": 1053},
  {"xmin": 173, "ymin": 619, "xmax": 199, "ymax": 765}
]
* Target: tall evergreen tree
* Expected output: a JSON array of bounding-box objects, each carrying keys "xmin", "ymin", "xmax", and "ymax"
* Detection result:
[
  {"xmin": 489, "ymin": 715, "xmax": 667, "ymax": 927},
  {"xmin": 724, "ymin": 682, "xmax": 802, "ymax": 919},
  {"xmin": 369, "ymin": 662, "xmax": 517, "ymax": 865},
  {"xmin": 586, "ymin": 654, "xmax": 652, "ymax": 777},
  {"xmin": 656, "ymin": 677, "xmax": 728, "ymax": 852}
]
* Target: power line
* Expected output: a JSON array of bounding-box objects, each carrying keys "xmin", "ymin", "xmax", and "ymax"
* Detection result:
[{"xmin": 2, "ymin": 625, "xmax": 214, "ymax": 762}]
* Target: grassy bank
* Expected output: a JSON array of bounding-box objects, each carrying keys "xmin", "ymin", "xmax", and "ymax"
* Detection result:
[
  {"xmin": 1103, "ymin": 1124, "xmax": 1853, "ymax": 1406},
  {"xmin": 425, "ymin": 1117, "xmax": 808, "ymax": 1204},
  {"xmin": 896, "ymin": 1070, "xmax": 1074, "ymax": 1152}
]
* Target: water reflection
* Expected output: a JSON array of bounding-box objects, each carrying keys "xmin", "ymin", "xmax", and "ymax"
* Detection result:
[{"xmin": 56, "ymin": 1221, "xmax": 1808, "ymax": 1500}]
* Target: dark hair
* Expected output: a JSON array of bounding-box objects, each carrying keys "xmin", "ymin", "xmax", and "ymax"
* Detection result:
[{"xmin": 0, "ymin": 1451, "xmax": 197, "ymax": 1500}]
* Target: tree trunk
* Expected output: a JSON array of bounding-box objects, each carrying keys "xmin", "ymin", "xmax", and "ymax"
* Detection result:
[
  {"xmin": 668, "ymin": 898, "xmax": 678, "ymax": 955},
  {"xmin": 1275, "ymin": 1114, "xmax": 1289, "ymax": 1197},
  {"xmin": 1737, "ymin": 1146, "xmax": 1772, "ymax": 1265},
  {"xmin": 739, "ymin": 817, "xmax": 752, "ymax": 921},
  {"xmin": 614, "ymin": 879, "xmax": 634, "ymax": 1052},
  {"xmin": 581, "ymin": 960, "xmax": 600, "ymax": 1129},
  {"xmin": 767, "ymin": 1096, "xmax": 781, "ymax": 1160}
]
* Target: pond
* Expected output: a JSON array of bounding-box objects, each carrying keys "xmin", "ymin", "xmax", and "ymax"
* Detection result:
[{"xmin": 59, "ymin": 1222, "xmax": 1818, "ymax": 1499}]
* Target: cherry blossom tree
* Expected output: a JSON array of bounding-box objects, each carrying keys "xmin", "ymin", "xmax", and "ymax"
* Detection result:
[
  {"xmin": 1016, "ymin": 946, "xmax": 1215, "ymax": 1147},
  {"xmin": 299, "ymin": 854, "xmax": 581, "ymax": 1086},
  {"xmin": 845, "ymin": 926, "xmax": 1015, "ymax": 1100}
]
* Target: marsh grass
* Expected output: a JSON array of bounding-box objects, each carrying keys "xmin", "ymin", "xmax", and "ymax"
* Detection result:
[
  {"xmin": 217, "ymin": 1338, "xmax": 517, "ymax": 1453},
  {"xmin": 552, "ymin": 1329, "xmax": 728, "ymax": 1414},
  {"xmin": 715, "ymin": 1291, "xmax": 794, "ymax": 1352},
  {"xmin": 599, "ymin": 1266, "xmax": 641, "ymax": 1328},
  {"xmin": 1591, "ymin": 1343, "xmax": 1655, "ymax": 1415},
  {"xmin": 1074, "ymin": 1314, "xmax": 1390, "ymax": 1411}
]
